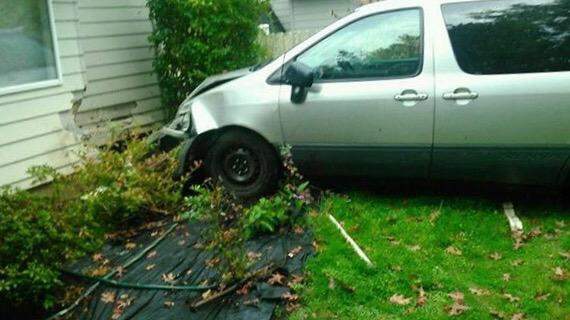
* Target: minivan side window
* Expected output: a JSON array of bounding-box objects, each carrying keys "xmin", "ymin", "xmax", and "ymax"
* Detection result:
[
  {"xmin": 296, "ymin": 9, "xmax": 422, "ymax": 81},
  {"xmin": 442, "ymin": 0, "xmax": 570, "ymax": 75}
]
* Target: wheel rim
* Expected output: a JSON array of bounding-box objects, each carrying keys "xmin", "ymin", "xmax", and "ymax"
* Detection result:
[{"xmin": 222, "ymin": 147, "xmax": 259, "ymax": 184}]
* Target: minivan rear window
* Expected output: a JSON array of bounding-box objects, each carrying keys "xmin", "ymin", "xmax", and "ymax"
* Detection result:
[{"xmin": 442, "ymin": 0, "xmax": 570, "ymax": 75}]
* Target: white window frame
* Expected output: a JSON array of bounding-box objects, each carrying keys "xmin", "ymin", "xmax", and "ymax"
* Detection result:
[{"xmin": 0, "ymin": 0, "xmax": 63, "ymax": 96}]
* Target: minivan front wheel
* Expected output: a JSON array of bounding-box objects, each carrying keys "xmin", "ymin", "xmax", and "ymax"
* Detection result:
[{"xmin": 205, "ymin": 130, "xmax": 280, "ymax": 199}]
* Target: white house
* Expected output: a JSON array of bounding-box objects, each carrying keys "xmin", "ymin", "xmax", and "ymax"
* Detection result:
[
  {"xmin": 0, "ymin": 0, "xmax": 164, "ymax": 189},
  {"xmin": 271, "ymin": 0, "xmax": 363, "ymax": 31}
]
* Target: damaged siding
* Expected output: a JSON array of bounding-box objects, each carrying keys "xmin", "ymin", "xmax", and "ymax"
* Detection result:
[
  {"xmin": 0, "ymin": 0, "xmax": 164, "ymax": 189},
  {"xmin": 75, "ymin": 0, "xmax": 164, "ymax": 145},
  {"xmin": 0, "ymin": 0, "xmax": 86, "ymax": 189}
]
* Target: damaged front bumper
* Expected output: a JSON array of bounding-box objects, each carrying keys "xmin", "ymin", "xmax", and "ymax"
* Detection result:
[{"xmin": 148, "ymin": 127, "xmax": 192, "ymax": 152}]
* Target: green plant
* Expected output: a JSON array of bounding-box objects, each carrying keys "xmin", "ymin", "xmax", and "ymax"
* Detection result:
[
  {"xmin": 147, "ymin": 0, "xmax": 269, "ymax": 116},
  {"xmin": 75, "ymin": 138, "xmax": 184, "ymax": 227},
  {"xmin": 0, "ymin": 137, "xmax": 186, "ymax": 316},
  {"xmin": 184, "ymin": 145, "xmax": 315, "ymax": 284}
]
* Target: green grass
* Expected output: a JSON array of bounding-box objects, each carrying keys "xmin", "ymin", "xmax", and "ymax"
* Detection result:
[{"xmin": 292, "ymin": 190, "xmax": 569, "ymax": 319}]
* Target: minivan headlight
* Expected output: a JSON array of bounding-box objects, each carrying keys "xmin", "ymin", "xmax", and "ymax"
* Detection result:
[{"xmin": 170, "ymin": 101, "xmax": 192, "ymax": 131}]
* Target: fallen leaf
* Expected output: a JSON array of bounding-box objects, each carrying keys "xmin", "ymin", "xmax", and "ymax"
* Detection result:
[
  {"xmin": 512, "ymin": 231, "xmax": 525, "ymax": 250},
  {"xmin": 415, "ymin": 286, "xmax": 427, "ymax": 306},
  {"xmin": 553, "ymin": 267, "xmax": 567, "ymax": 281},
  {"xmin": 502, "ymin": 273, "xmax": 511, "ymax": 282},
  {"xmin": 293, "ymin": 225, "xmax": 304, "ymax": 234},
  {"xmin": 285, "ymin": 302, "xmax": 301, "ymax": 312},
  {"xmin": 164, "ymin": 301, "xmax": 175, "ymax": 308},
  {"xmin": 178, "ymin": 240, "xmax": 186, "ymax": 246},
  {"xmin": 555, "ymin": 220, "xmax": 565, "ymax": 228},
  {"xmin": 328, "ymin": 277, "xmax": 336, "ymax": 290},
  {"xmin": 386, "ymin": 236, "xmax": 400, "ymax": 246},
  {"xmin": 145, "ymin": 264, "xmax": 156, "ymax": 271},
  {"xmin": 489, "ymin": 252, "xmax": 503, "ymax": 261},
  {"xmin": 288, "ymin": 246, "xmax": 303, "ymax": 258},
  {"xmin": 147, "ymin": 250, "xmax": 157, "ymax": 259},
  {"xmin": 288, "ymin": 274, "xmax": 304, "ymax": 287},
  {"xmin": 446, "ymin": 246, "xmax": 463, "ymax": 256},
  {"xmin": 205, "ymin": 258, "xmax": 221, "ymax": 268},
  {"xmin": 90, "ymin": 265, "xmax": 110, "ymax": 277},
  {"xmin": 389, "ymin": 293, "xmax": 412, "ymax": 305},
  {"xmin": 101, "ymin": 291, "xmax": 115, "ymax": 304},
  {"xmin": 115, "ymin": 266, "xmax": 126, "ymax": 278},
  {"xmin": 429, "ymin": 210, "xmax": 441, "ymax": 224},
  {"xmin": 408, "ymin": 245, "xmax": 421, "ymax": 252},
  {"xmin": 490, "ymin": 309, "xmax": 508, "ymax": 319},
  {"xmin": 162, "ymin": 273, "xmax": 176, "ymax": 284},
  {"xmin": 267, "ymin": 272, "xmax": 286, "ymax": 286},
  {"xmin": 125, "ymin": 242, "xmax": 137, "ymax": 250},
  {"xmin": 559, "ymin": 251, "xmax": 570, "ymax": 260},
  {"xmin": 282, "ymin": 292, "xmax": 299, "ymax": 302},
  {"xmin": 92, "ymin": 253, "xmax": 104, "ymax": 262},
  {"xmin": 502, "ymin": 293, "xmax": 520, "ymax": 303},
  {"xmin": 511, "ymin": 259, "xmax": 524, "ymax": 267},
  {"xmin": 237, "ymin": 281, "xmax": 253, "ymax": 295},
  {"xmin": 469, "ymin": 287, "xmax": 490, "ymax": 296},
  {"xmin": 534, "ymin": 292, "xmax": 550, "ymax": 301},
  {"xmin": 448, "ymin": 291, "xmax": 465, "ymax": 303},
  {"xmin": 391, "ymin": 265, "xmax": 403, "ymax": 272},
  {"xmin": 511, "ymin": 312, "xmax": 525, "ymax": 320},
  {"xmin": 527, "ymin": 227, "xmax": 542, "ymax": 239},
  {"xmin": 447, "ymin": 302, "xmax": 469, "ymax": 316},
  {"xmin": 246, "ymin": 251, "xmax": 262, "ymax": 261}
]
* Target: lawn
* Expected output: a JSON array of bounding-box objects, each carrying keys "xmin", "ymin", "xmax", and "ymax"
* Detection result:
[{"xmin": 292, "ymin": 188, "xmax": 569, "ymax": 319}]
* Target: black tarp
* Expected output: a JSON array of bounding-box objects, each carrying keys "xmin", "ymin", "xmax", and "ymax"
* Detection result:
[{"xmin": 63, "ymin": 221, "xmax": 313, "ymax": 320}]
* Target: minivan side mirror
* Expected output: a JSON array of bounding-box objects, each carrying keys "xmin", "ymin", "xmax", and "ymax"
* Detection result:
[{"xmin": 284, "ymin": 61, "xmax": 314, "ymax": 104}]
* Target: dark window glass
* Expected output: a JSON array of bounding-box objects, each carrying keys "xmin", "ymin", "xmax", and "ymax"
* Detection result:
[
  {"xmin": 296, "ymin": 9, "xmax": 422, "ymax": 81},
  {"xmin": 442, "ymin": 0, "xmax": 570, "ymax": 75}
]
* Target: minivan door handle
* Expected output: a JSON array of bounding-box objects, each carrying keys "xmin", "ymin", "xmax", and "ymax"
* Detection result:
[
  {"xmin": 394, "ymin": 91, "xmax": 429, "ymax": 102},
  {"xmin": 442, "ymin": 91, "xmax": 479, "ymax": 100}
]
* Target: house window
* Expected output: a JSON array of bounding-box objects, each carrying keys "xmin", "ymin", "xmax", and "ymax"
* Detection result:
[{"xmin": 0, "ymin": 0, "xmax": 60, "ymax": 94}]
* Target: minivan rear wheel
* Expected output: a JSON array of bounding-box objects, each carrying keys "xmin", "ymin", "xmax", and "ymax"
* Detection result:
[{"xmin": 205, "ymin": 130, "xmax": 280, "ymax": 199}]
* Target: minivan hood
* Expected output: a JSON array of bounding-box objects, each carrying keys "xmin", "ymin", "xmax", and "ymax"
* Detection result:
[{"xmin": 187, "ymin": 67, "xmax": 252, "ymax": 100}]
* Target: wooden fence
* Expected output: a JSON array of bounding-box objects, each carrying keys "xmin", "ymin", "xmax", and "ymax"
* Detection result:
[{"xmin": 259, "ymin": 29, "xmax": 320, "ymax": 58}]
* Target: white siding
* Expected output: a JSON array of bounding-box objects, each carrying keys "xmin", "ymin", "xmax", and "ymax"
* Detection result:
[
  {"xmin": 76, "ymin": 0, "xmax": 165, "ymax": 145},
  {"xmin": 0, "ymin": 0, "xmax": 165, "ymax": 189},
  {"xmin": 0, "ymin": 0, "xmax": 86, "ymax": 189},
  {"xmin": 271, "ymin": 0, "xmax": 356, "ymax": 31}
]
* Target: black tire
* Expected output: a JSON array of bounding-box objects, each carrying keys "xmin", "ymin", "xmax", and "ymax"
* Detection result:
[{"xmin": 205, "ymin": 130, "xmax": 280, "ymax": 199}]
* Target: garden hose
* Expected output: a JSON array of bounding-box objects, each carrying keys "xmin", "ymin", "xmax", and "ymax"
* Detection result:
[
  {"xmin": 59, "ymin": 268, "xmax": 217, "ymax": 291},
  {"xmin": 46, "ymin": 221, "xmax": 198, "ymax": 320}
]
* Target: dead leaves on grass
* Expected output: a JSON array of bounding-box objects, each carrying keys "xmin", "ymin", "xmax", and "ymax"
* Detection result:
[
  {"xmin": 267, "ymin": 272, "xmax": 286, "ymax": 286},
  {"xmin": 389, "ymin": 293, "xmax": 412, "ymax": 306},
  {"xmin": 553, "ymin": 267, "xmax": 567, "ymax": 281},
  {"xmin": 445, "ymin": 246, "xmax": 463, "ymax": 256},
  {"xmin": 446, "ymin": 291, "xmax": 469, "ymax": 316},
  {"xmin": 502, "ymin": 293, "xmax": 520, "ymax": 303},
  {"xmin": 489, "ymin": 252, "xmax": 503, "ymax": 261},
  {"xmin": 469, "ymin": 287, "xmax": 490, "ymax": 296}
]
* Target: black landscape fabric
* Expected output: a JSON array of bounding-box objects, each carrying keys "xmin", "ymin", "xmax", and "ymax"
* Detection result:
[{"xmin": 64, "ymin": 221, "xmax": 313, "ymax": 320}]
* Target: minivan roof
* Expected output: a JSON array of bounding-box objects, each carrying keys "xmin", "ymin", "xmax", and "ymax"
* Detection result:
[{"xmin": 356, "ymin": 0, "xmax": 480, "ymax": 13}]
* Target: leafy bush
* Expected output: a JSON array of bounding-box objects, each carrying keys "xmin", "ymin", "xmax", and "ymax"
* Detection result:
[
  {"xmin": 185, "ymin": 146, "xmax": 314, "ymax": 281},
  {"xmin": 75, "ymin": 139, "xmax": 183, "ymax": 227},
  {"xmin": 147, "ymin": 0, "xmax": 269, "ymax": 115},
  {"xmin": 0, "ymin": 138, "xmax": 186, "ymax": 315}
]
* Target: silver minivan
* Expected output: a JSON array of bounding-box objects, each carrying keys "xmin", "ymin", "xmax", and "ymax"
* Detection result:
[{"xmin": 155, "ymin": 0, "xmax": 570, "ymax": 198}]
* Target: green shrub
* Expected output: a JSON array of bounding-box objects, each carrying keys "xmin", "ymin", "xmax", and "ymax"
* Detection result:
[
  {"xmin": 75, "ymin": 139, "xmax": 184, "ymax": 227},
  {"xmin": 0, "ymin": 138, "xmax": 186, "ymax": 315},
  {"xmin": 147, "ymin": 0, "xmax": 269, "ymax": 115}
]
